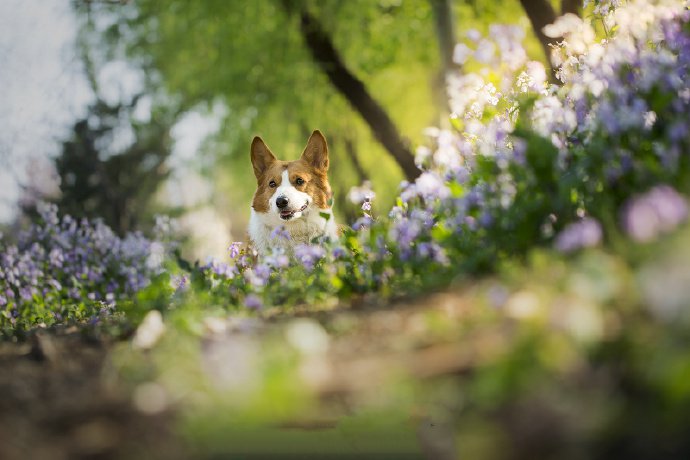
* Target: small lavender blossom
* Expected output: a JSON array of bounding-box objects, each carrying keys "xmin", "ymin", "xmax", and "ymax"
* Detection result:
[
  {"xmin": 237, "ymin": 255, "xmax": 253, "ymax": 268},
  {"xmin": 172, "ymin": 274, "xmax": 189, "ymax": 293},
  {"xmin": 153, "ymin": 215, "xmax": 178, "ymax": 240},
  {"xmin": 48, "ymin": 279, "xmax": 62, "ymax": 292},
  {"xmin": 228, "ymin": 242, "xmax": 243, "ymax": 259},
  {"xmin": 554, "ymin": 218, "xmax": 603, "ymax": 253},
  {"xmin": 253, "ymin": 264, "xmax": 272, "ymax": 284},
  {"xmin": 348, "ymin": 181, "xmax": 376, "ymax": 206},
  {"xmin": 416, "ymin": 242, "xmax": 450, "ymax": 265},
  {"xmin": 270, "ymin": 226, "xmax": 290, "ymax": 241},
  {"xmin": 49, "ymin": 248, "xmax": 64, "ymax": 268},
  {"xmin": 212, "ymin": 261, "xmax": 237, "ymax": 279},
  {"xmin": 265, "ymin": 249, "xmax": 290, "ymax": 269},
  {"xmin": 294, "ymin": 244, "xmax": 326, "ymax": 271},
  {"xmin": 622, "ymin": 185, "xmax": 688, "ymax": 242},
  {"xmin": 415, "ymin": 172, "xmax": 450, "ymax": 201},
  {"xmin": 453, "ymin": 43, "xmax": 472, "ymax": 65},
  {"xmin": 390, "ymin": 219, "xmax": 422, "ymax": 248},
  {"xmin": 352, "ymin": 215, "xmax": 373, "ymax": 231},
  {"xmin": 332, "ymin": 246, "xmax": 347, "ymax": 259},
  {"xmin": 245, "ymin": 294, "xmax": 263, "ymax": 309}
]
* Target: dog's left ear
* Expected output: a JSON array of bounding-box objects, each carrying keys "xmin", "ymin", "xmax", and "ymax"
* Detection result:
[{"xmin": 300, "ymin": 130, "xmax": 329, "ymax": 173}]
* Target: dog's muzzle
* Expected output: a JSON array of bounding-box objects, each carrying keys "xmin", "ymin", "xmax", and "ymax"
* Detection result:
[{"xmin": 279, "ymin": 201, "xmax": 308, "ymax": 221}]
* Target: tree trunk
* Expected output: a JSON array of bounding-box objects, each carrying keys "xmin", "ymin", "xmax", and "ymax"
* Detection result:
[
  {"xmin": 344, "ymin": 136, "xmax": 368, "ymax": 185},
  {"xmin": 561, "ymin": 0, "xmax": 581, "ymax": 16},
  {"xmin": 282, "ymin": 1, "xmax": 420, "ymax": 181},
  {"xmin": 430, "ymin": 0, "xmax": 457, "ymax": 77},
  {"xmin": 429, "ymin": 0, "xmax": 458, "ymax": 118},
  {"xmin": 519, "ymin": 0, "xmax": 559, "ymax": 81}
]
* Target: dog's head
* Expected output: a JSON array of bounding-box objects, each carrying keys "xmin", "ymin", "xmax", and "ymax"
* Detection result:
[{"xmin": 250, "ymin": 130, "xmax": 332, "ymax": 224}]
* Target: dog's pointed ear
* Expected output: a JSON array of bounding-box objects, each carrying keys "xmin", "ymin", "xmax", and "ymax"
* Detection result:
[
  {"xmin": 300, "ymin": 130, "xmax": 329, "ymax": 173},
  {"xmin": 250, "ymin": 136, "xmax": 277, "ymax": 180}
]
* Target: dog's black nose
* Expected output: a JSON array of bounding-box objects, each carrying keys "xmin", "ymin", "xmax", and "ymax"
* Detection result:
[{"xmin": 276, "ymin": 196, "xmax": 289, "ymax": 209}]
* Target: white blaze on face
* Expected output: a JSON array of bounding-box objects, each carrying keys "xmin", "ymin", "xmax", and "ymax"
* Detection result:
[{"xmin": 271, "ymin": 170, "xmax": 311, "ymax": 221}]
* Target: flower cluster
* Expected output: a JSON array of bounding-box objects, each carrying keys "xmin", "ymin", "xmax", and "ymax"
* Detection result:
[
  {"xmin": 6, "ymin": 0, "xmax": 690, "ymax": 332},
  {"xmin": 0, "ymin": 203, "xmax": 165, "ymax": 332},
  {"xmin": 183, "ymin": 0, "xmax": 690, "ymax": 313},
  {"xmin": 404, "ymin": 0, "xmax": 690, "ymax": 257}
]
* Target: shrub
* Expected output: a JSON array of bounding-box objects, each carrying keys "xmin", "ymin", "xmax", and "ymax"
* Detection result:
[{"xmin": 0, "ymin": 203, "xmax": 166, "ymax": 335}]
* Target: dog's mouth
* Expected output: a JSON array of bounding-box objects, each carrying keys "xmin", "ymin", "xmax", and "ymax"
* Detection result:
[{"xmin": 279, "ymin": 202, "xmax": 308, "ymax": 221}]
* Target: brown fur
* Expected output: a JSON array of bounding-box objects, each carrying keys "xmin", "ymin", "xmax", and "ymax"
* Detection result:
[{"xmin": 250, "ymin": 131, "xmax": 332, "ymax": 213}]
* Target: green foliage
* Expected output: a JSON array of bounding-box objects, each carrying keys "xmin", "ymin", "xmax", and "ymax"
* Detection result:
[
  {"xmin": 76, "ymin": 0, "xmax": 540, "ymax": 232},
  {"xmin": 54, "ymin": 98, "xmax": 175, "ymax": 235}
]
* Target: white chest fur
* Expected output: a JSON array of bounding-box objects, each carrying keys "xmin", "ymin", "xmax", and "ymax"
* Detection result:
[{"xmin": 248, "ymin": 207, "xmax": 338, "ymax": 254}]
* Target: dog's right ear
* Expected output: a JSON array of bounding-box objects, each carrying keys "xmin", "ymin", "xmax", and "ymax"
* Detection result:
[{"xmin": 250, "ymin": 136, "xmax": 277, "ymax": 180}]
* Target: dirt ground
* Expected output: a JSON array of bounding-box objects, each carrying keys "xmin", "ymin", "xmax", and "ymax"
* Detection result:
[
  {"xmin": 0, "ymin": 329, "xmax": 183, "ymax": 460},
  {"xmin": 0, "ymin": 290, "xmax": 476, "ymax": 460},
  {"xmin": 0, "ymin": 287, "xmax": 566, "ymax": 460}
]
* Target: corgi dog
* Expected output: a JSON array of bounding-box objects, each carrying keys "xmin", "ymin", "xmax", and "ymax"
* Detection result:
[{"xmin": 248, "ymin": 130, "xmax": 338, "ymax": 254}]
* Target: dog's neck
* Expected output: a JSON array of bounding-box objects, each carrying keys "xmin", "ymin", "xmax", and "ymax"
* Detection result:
[{"xmin": 248, "ymin": 206, "xmax": 338, "ymax": 254}]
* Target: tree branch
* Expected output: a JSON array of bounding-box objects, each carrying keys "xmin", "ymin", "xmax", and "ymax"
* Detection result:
[
  {"xmin": 282, "ymin": 1, "xmax": 420, "ymax": 180},
  {"xmin": 519, "ymin": 0, "xmax": 560, "ymax": 81}
]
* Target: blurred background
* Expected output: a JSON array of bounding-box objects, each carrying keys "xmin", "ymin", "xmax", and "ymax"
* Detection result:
[{"xmin": 0, "ymin": 0, "xmax": 555, "ymax": 259}]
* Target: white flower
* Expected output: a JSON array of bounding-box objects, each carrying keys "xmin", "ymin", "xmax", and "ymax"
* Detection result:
[{"xmin": 453, "ymin": 43, "xmax": 472, "ymax": 65}]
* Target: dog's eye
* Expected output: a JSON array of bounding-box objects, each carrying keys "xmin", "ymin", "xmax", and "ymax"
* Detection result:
[
  {"xmin": 269, "ymin": 180, "xmax": 277, "ymax": 188},
  {"xmin": 295, "ymin": 177, "xmax": 305, "ymax": 186}
]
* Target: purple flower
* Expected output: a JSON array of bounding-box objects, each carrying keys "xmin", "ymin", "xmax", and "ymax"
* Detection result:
[
  {"xmin": 332, "ymin": 246, "xmax": 346, "ymax": 259},
  {"xmin": 352, "ymin": 215, "xmax": 373, "ymax": 231},
  {"xmin": 210, "ymin": 260, "xmax": 237, "ymax": 278},
  {"xmin": 622, "ymin": 185, "xmax": 688, "ymax": 242},
  {"xmin": 234, "ymin": 255, "xmax": 249, "ymax": 268},
  {"xmin": 245, "ymin": 294, "xmax": 263, "ymax": 309},
  {"xmin": 36, "ymin": 202, "xmax": 59, "ymax": 226},
  {"xmin": 554, "ymin": 218, "xmax": 603, "ymax": 253},
  {"xmin": 294, "ymin": 244, "xmax": 326, "ymax": 271},
  {"xmin": 48, "ymin": 279, "xmax": 62, "ymax": 292},
  {"xmin": 410, "ymin": 209, "xmax": 434, "ymax": 229},
  {"xmin": 228, "ymin": 242, "xmax": 243, "ymax": 259},
  {"xmin": 69, "ymin": 288, "xmax": 81, "ymax": 300},
  {"xmin": 172, "ymin": 274, "xmax": 189, "ymax": 293},
  {"xmin": 254, "ymin": 264, "xmax": 272, "ymax": 283},
  {"xmin": 265, "ymin": 250, "xmax": 290, "ymax": 269},
  {"xmin": 416, "ymin": 242, "xmax": 449, "ymax": 265},
  {"xmin": 479, "ymin": 211, "xmax": 493, "ymax": 228},
  {"xmin": 19, "ymin": 287, "xmax": 33, "ymax": 302},
  {"xmin": 270, "ymin": 226, "xmax": 290, "ymax": 241},
  {"xmin": 49, "ymin": 248, "xmax": 64, "ymax": 268},
  {"xmin": 348, "ymin": 181, "xmax": 376, "ymax": 205},
  {"xmin": 389, "ymin": 219, "xmax": 421, "ymax": 248}
]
